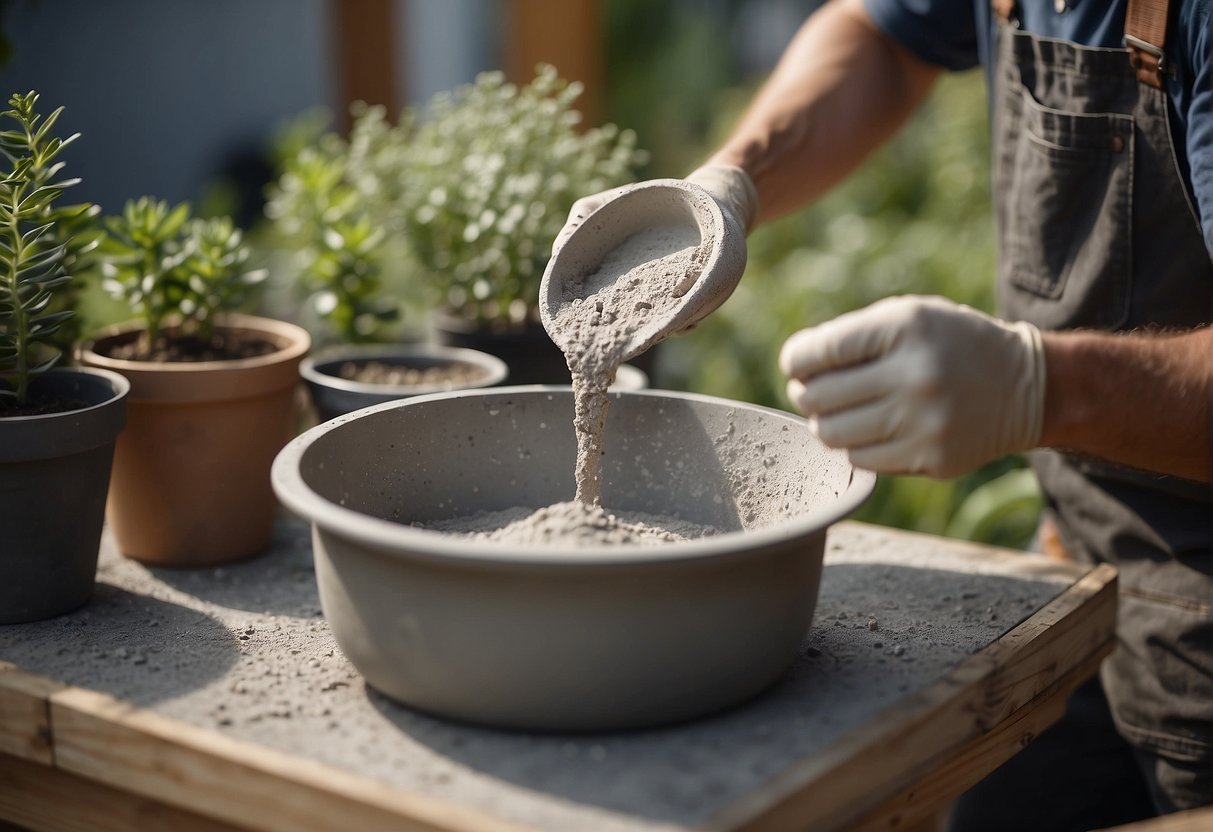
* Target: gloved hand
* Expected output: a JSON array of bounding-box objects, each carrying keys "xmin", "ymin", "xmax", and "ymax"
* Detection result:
[
  {"xmin": 685, "ymin": 163, "xmax": 759, "ymax": 235},
  {"xmin": 778, "ymin": 295, "xmax": 1046, "ymax": 478},
  {"xmin": 552, "ymin": 164, "xmax": 759, "ymax": 256}
]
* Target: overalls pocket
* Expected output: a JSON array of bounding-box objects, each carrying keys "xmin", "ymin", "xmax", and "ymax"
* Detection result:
[
  {"xmin": 996, "ymin": 76, "xmax": 1135, "ymax": 330},
  {"xmin": 1103, "ymin": 581, "xmax": 1213, "ymax": 763}
]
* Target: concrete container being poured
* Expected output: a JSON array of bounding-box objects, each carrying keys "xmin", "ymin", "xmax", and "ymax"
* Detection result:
[{"xmin": 272, "ymin": 386, "xmax": 875, "ymax": 732}]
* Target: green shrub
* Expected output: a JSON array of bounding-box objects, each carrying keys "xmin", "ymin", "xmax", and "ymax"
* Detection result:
[{"xmin": 265, "ymin": 65, "xmax": 649, "ymax": 341}]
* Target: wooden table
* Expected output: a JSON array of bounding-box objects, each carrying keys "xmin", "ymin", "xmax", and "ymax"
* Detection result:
[{"xmin": 0, "ymin": 518, "xmax": 1116, "ymax": 832}]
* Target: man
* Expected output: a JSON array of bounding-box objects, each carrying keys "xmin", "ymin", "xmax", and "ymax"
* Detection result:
[{"xmin": 558, "ymin": 0, "xmax": 1211, "ymax": 827}]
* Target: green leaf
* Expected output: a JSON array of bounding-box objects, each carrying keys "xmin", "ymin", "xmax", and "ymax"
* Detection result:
[
  {"xmin": 160, "ymin": 201, "xmax": 192, "ymax": 239},
  {"xmin": 30, "ymin": 309, "xmax": 75, "ymax": 333},
  {"xmin": 27, "ymin": 353, "xmax": 62, "ymax": 375}
]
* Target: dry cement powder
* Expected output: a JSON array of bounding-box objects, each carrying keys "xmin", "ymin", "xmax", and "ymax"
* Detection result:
[
  {"xmin": 428, "ymin": 502, "xmax": 720, "ymax": 546},
  {"xmin": 433, "ymin": 224, "xmax": 713, "ymax": 546},
  {"xmin": 552, "ymin": 223, "xmax": 705, "ymax": 506}
]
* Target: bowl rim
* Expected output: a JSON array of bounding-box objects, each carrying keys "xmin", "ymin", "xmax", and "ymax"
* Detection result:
[{"xmin": 271, "ymin": 386, "xmax": 877, "ymax": 567}]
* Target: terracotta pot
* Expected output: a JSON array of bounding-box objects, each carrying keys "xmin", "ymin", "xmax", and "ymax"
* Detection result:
[
  {"xmin": 0, "ymin": 367, "xmax": 128, "ymax": 623},
  {"xmin": 79, "ymin": 314, "xmax": 310, "ymax": 566}
]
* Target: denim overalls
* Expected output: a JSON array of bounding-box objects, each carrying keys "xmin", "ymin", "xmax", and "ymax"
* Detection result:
[{"xmin": 990, "ymin": 0, "xmax": 1213, "ymax": 812}]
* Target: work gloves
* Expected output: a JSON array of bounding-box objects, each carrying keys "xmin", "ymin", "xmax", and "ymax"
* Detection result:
[
  {"xmin": 779, "ymin": 295, "xmax": 1046, "ymax": 478},
  {"xmin": 685, "ymin": 163, "xmax": 759, "ymax": 236}
]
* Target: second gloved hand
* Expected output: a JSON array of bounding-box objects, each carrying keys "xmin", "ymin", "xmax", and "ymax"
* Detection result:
[{"xmin": 779, "ymin": 295, "xmax": 1046, "ymax": 478}]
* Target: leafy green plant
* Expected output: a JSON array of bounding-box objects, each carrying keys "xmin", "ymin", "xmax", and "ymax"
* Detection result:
[
  {"xmin": 266, "ymin": 65, "xmax": 648, "ymax": 338},
  {"xmin": 263, "ymin": 110, "xmax": 399, "ymax": 344},
  {"xmin": 398, "ymin": 65, "xmax": 646, "ymax": 324},
  {"xmin": 99, "ymin": 197, "xmax": 266, "ymax": 356},
  {"xmin": 0, "ymin": 91, "xmax": 95, "ymax": 406}
]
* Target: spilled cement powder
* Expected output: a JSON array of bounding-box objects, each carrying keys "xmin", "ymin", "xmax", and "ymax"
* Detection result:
[{"xmin": 431, "ymin": 224, "xmax": 713, "ymax": 547}]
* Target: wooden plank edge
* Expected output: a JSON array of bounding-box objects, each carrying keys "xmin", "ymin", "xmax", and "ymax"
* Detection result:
[
  {"xmin": 48, "ymin": 687, "xmax": 533, "ymax": 832},
  {"xmin": 845, "ymin": 639, "xmax": 1112, "ymax": 830},
  {"xmin": 703, "ymin": 562, "xmax": 1118, "ymax": 832},
  {"xmin": 0, "ymin": 661, "xmax": 64, "ymax": 764},
  {"xmin": 0, "ymin": 750, "xmax": 249, "ymax": 832},
  {"xmin": 964, "ymin": 564, "xmax": 1118, "ymax": 731}
]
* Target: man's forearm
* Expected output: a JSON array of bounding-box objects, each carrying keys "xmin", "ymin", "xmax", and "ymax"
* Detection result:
[
  {"xmin": 704, "ymin": 0, "xmax": 940, "ymax": 224},
  {"xmin": 1040, "ymin": 327, "xmax": 1213, "ymax": 482}
]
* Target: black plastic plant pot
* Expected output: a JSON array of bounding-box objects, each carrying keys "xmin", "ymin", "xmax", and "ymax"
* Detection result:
[{"xmin": 0, "ymin": 367, "xmax": 129, "ymax": 624}]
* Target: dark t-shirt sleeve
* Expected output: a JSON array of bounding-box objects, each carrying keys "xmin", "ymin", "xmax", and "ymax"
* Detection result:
[
  {"xmin": 1175, "ymin": 0, "xmax": 1213, "ymax": 258},
  {"xmin": 862, "ymin": 0, "xmax": 981, "ymax": 71}
]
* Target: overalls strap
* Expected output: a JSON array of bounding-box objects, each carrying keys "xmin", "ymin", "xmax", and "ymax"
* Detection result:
[{"xmin": 1125, "ymin": 0, "xmax": 1174, "ymax": 87}]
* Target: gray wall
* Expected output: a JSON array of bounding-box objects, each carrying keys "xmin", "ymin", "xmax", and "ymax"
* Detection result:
[{"xmin": 0, "ymin": 0, "xmax": 336, "ymax": 220}]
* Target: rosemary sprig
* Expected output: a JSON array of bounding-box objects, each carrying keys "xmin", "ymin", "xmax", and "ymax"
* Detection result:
[{"xmin": 0, "ymin": 91, "xmax": 86, "ymax": 405}]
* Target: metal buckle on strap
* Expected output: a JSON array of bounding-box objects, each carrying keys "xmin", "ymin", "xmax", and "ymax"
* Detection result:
[{"xmin": 1123, "ymin": 33, "xmax": 1169, "ymax": 75}]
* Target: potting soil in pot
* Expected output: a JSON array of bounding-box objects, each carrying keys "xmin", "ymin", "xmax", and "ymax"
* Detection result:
[
  {"xmin": 429, "ymin": 224, "xmax": 718, "ymax": 545},
  {"xmin": 338, "ymin": 360, "xmax": 492, "ymax": 388}
]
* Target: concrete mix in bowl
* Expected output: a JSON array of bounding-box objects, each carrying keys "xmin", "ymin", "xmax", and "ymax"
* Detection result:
[{"xmin": 271, "ymin": 387, "xmax": 873, "ymax": 730}]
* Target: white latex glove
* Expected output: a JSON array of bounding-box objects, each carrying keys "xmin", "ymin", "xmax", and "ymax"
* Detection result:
[
  {"xmin": 552, "ymin": 164, "xmax": 758, "ymax": 256},
  {"xmin": 779, "ymin": 295, "xmax": 1046, "ymax": 478}
]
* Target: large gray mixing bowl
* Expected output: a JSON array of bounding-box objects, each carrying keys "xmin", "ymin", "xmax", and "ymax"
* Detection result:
[{"xmin": 272, "ymin": 387, "xmax": 875, "ymax": 732}]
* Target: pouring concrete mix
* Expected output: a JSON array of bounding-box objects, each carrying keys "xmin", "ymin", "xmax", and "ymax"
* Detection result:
[
  {"xmin": 268, "ymin": 181, "xmax": 859, "ymax": 731},
  {"xmin": 434, "ymin": 181, "xmax": 742, "ymax": 545}
]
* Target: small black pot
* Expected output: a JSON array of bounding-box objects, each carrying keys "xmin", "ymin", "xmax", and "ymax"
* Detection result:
[
  {"xmin": 301, "ymin": 344, "xmax": 509, "ymax": 423},
  {"xmin": 0, "ymin": 367, "xmax": 129, "ymax": 624}
]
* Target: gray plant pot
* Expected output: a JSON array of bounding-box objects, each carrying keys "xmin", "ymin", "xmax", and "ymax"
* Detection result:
[
  {"xmin": 272, "ymin": 387, "xmax": 875, "ymax": 731},
  {"xmin": 1, "ymin": 367, "xmax": 129, "ymax": 624},
  {"xmin": 300, "ymin": 344, "xmax": 509, "ymax": 422}
]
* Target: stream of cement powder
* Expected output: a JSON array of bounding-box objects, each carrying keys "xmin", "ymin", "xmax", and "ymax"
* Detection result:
[
  {"xmin": 430, "ymin": 224, "xmax": 715, "ymax": 546},
  {"xmin": 551, "ymin": 224, "xmax": 705, "ymax": 505}
]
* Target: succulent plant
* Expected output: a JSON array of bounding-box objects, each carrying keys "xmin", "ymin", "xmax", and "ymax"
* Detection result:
[{"xmin": 99, "ymin": 197, "xmax": 266, "ymax": 355}]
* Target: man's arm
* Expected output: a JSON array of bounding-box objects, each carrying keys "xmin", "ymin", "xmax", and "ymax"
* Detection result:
[
  {"xmin": 1041, "ymin": 327, "xmax": 1213, "ymax": 482},
  {"xmin": 703, "ymin": 0, "xmax": 941, "ymax": 224}
]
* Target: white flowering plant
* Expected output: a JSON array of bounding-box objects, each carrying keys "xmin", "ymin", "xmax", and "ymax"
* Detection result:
[{"xmin": 398, "ymin": 65, "xmax": 646, "ymax": 325}]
